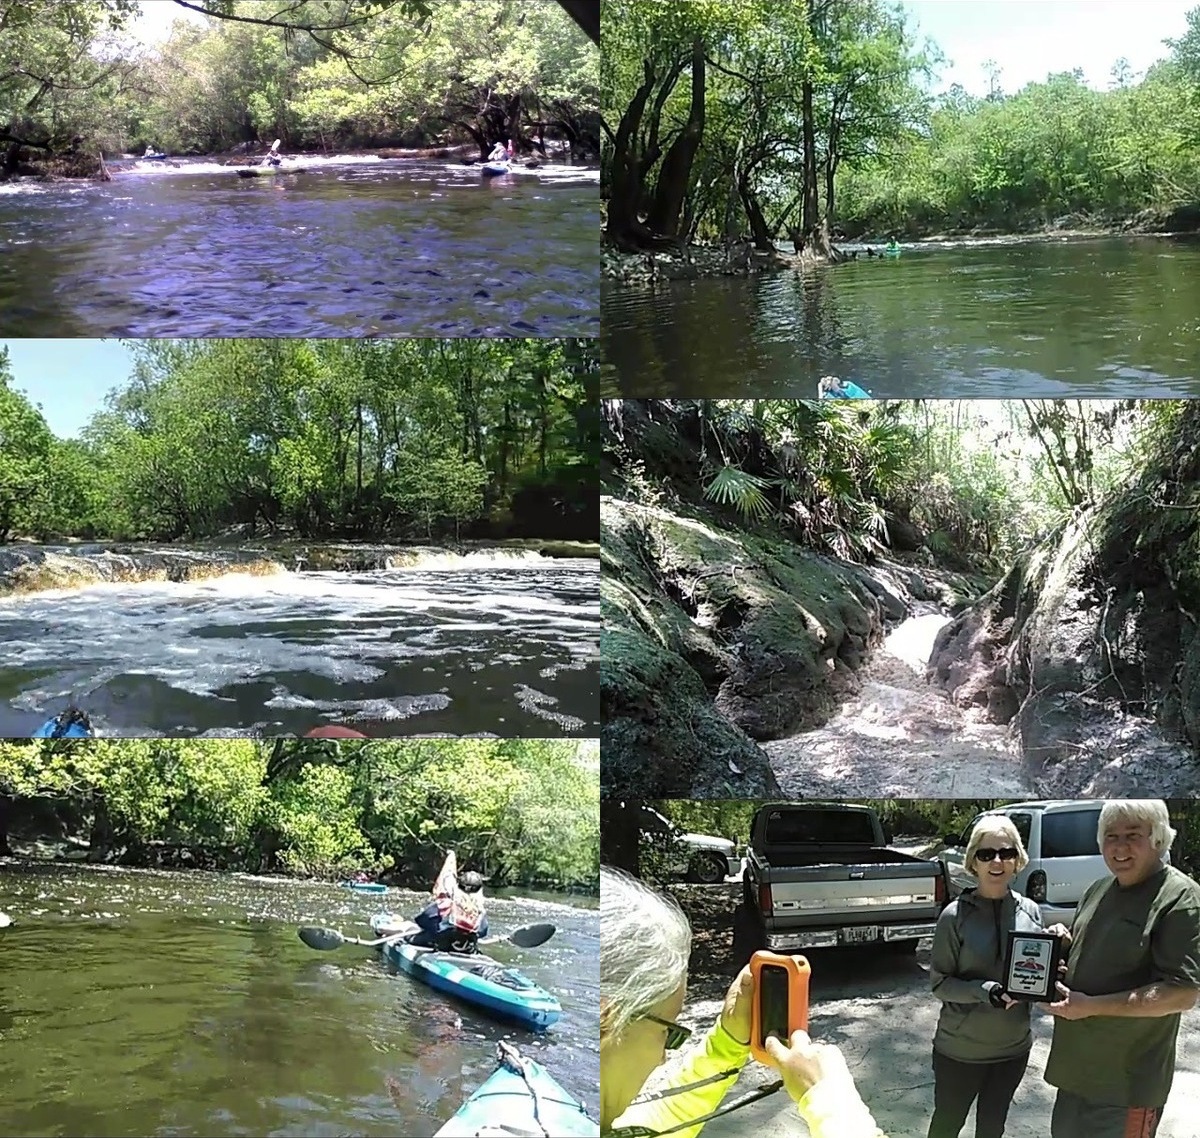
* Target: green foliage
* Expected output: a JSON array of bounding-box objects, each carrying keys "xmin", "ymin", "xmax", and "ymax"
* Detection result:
[
  {"xmin": 610, "ymin": 398, "xmax": 1163, "ymax": 573},
  {"xmin": 5, "ymin": 338, "xmax": 597, "ymax": 544},
  {"xmin": 2, "ymin": 0, "xmax": 596, "ymax": 160},
  {"xmin": 0, "ymin": 737, "xmax": 598, "ymax": 889}
]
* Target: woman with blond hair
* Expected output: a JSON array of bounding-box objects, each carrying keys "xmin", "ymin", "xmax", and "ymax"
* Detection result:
[
  {"xmin": 928, "ymin": 815, "xmax": 1044, "ymax": 1138},
  {"xmin": 601, "ymin": 865, "xmax": 886, "ymax": 1137}
]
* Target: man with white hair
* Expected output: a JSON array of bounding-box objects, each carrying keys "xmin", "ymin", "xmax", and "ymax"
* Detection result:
[{"xmin": 1043, "ymin": 799, "xmax": 1200, "ymax": 1138}]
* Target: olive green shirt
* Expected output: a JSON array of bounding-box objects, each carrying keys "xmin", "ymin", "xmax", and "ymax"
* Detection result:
[{"xmin": 1044, "ymin": 864, "xmax": 1200, "ymax": 1107}]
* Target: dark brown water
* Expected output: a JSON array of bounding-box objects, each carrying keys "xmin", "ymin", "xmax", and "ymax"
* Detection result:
[
  {"xmin": 0, "ymin": 158, "xmax": 599, "ymax": 338},
  {"xmin": 0, "ymin": 862, "xmax": 598, "ymax": 1137},
  {"xmin": 601, "ymin": 236, "xmax": 1200, "ymax": 397},
  {"xmin": 0, "ymin": 556, "xmax": 598, "ymax": 738}
]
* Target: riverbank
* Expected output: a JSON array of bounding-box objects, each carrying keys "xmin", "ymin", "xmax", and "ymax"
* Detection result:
[
  {"xmin": 0, "ymin": 539, "xmax": 598, "ymax": 597},
  {"xmin": 602, "ymin": 241, "xmax": 821, "ymax": 284},
  {"xmin": 849, "ymin": 202, "xmax": 1200, "ymax": 244},
  {"xmin": 3, "ymin": 139, "xmax": 592, "ymax": 183}
]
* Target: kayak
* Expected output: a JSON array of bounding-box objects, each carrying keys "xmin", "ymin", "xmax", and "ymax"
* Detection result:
[
  {"xmin": 340, "ymin": 881, "xmax": 388, "ymax": 894},
  {"xmin": 140, "ymin": 153, "xmax": 169, "ymax": 161},
  {"xmin": 33, "ymin": 709, "xmax": 93, "ymax": 739},
  {"xmin": 435, "ymin": 1042, "xmax": 598, "ymax": 1137},
  {"xmin": 820, "ymin": 378, "xmax": 873, "ymax": 400},
  {"xmin": 884, "ymin": 244, "xmax": 902, "ymax": 256},
  {"xmin": 235, "ymin": 163, "xmax": 307, "ymax": 178},
  {"xmin": 481, "ymin": 161, "xmax": 510, "ymax": 176},
  {"xmin": 370, "ymin": 915, "xmax": 561, "ymax": 1030}
]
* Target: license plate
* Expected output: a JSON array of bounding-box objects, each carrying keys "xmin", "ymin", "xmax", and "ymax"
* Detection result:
[{"xmin": 842, "ymin": 926, "xmax": 880, "ymax": 944}]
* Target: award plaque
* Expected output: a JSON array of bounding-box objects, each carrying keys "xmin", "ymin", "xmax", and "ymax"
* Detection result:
[{"xmin": 1003, "ymin": 930, "xmax": 1063, "ymax": 1002}]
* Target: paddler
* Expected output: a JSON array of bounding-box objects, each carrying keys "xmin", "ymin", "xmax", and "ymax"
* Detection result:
[
  {"xmin": 408, "ymin": 850, "xmax": 489, "ymax": 953},
  {"xmin": 487, "ymin": 140, "xmax": 509, "ymax": 163}
]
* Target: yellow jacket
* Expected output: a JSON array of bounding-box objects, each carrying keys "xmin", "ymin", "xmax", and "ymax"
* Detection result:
[{"xmin": 610, "ymin": 1021, "xmax": 887, "ymax": 1138}]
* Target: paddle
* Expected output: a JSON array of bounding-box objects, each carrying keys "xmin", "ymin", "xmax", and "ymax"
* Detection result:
[{"xmin": 298, "ymin": 920, "xmax": 555, "ymax": 953}]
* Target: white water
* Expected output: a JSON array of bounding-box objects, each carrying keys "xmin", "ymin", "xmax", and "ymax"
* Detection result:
[{"xmin": 765, "ymin": 612, "xmax": 1032, "ymax": 797}]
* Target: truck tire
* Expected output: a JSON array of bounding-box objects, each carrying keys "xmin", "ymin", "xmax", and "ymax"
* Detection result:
[
  {"xmin": 687, "ymin": 852, "xmax": 728, "ymax": 884},
  {"xmin": 732, "ymin": 903, "xmax": 764, "ymax": 968}
]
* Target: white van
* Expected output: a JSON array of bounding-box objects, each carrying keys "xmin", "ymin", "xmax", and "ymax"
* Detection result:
[{"xmin": 938, "ymin": 800, "xmax": 1134, "ymax": 924}]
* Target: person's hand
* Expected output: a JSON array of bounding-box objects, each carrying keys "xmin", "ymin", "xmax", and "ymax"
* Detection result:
[
  {"xmin": 1042, "ymin": 981, "xmax": 1094, "ymax": 1020},
  {"xmin": 720, "ymin": 966, "xmax": 753, "ymax": 1045},
  {"xmin": 1043, "ymin": 923, "xmax": 1072, "ymax": 943},
  {"xmin": 763, "ymin": 1029, "xmax": 853, "ymax": 1103}
]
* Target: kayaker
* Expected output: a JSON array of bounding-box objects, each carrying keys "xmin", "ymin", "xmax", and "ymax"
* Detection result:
[
  {"xmin": 488, "ymin": 141, "xmax": 509, "ymax": 163},
  {"xmin": 409, "ymin": 850, "xmax": 489, "ymax": 953},
  {"xmin": 304, "ymin": 726, "xmax": 369, "ymax": 739},
  {"xmin": 601, "ymin": 866, "xmax": 887, "ymax": 1137}
]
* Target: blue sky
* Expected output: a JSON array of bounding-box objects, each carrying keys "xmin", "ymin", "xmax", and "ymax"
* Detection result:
[
  {"xmin": 902, "ymin": 1, "xmax": 1195, "ymax": 95},
  {"xmin": 1, "ymin": 339, "xmax": 135, "ymax": 438}
]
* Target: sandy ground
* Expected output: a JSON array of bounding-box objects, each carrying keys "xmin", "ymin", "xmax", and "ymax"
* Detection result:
[
  {"xmin": 765, "ymin": 615, "xmax": 1033, "ymax": 798},
  {"xmin": 646, "ymin": 884, "xmax": 1200, "ymax": 1138}
]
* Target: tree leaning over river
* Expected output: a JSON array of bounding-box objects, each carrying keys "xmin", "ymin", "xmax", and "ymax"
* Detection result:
[
  {"xmin": 0, "ymin": 737, "xmax": 600, "ymax": 888},
  {"xmin": 0, "ymin": 0, "xmax": 599, "ymax": 176}
]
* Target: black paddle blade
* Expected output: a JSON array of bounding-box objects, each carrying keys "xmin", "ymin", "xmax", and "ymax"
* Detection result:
[
  {"xmin": 298, "ymin": 926, "xmax": 347, "ymax": 951},
  {"xmin": 508, "ymin": 922, "xmax": 555, "ymax": 948}
]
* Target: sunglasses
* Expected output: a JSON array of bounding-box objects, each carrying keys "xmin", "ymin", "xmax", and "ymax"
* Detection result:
[
  {"xmin": 642, "ymin": 1013, "xmax": 693, "ymax": 1050},
  {"xmin": 975, "ymin": 847, "xmax": 1018, "ymax": 862}
]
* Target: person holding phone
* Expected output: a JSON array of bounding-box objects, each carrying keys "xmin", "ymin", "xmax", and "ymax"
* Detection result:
[
  {"xmin": 600, "ymin": 866, "xmax": 886, "ymax": 1137},
  {"xmin": 928, "ymin": 816, "xmax": 1043, "ymax": 1138},
  {"xmin": 1042, "ymin": 799, "xmax": 1200, "ymax": 1138}
]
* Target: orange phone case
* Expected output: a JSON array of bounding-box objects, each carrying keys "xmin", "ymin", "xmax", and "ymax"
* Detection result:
[{"xmin": 749, "ymin": 950, "xmax": 811, "ymax": 1064}]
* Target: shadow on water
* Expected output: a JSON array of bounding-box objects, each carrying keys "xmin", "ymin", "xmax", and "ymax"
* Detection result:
[
  {"xmin": 0, "ymin": 862, "xmax": 599, "ymax": 1138},
  {"xmin": 601, "ymin": 235, "xmax": 1200, "ymax": 398},
  {"xmin": 0, "ymin": 160, "xmax": 599, "ymax": 338}
]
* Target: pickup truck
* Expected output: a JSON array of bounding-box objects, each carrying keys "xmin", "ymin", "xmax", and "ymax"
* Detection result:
[{"xmin": 738, "ymin": 802, "xmax": 947, "ymax": 953}]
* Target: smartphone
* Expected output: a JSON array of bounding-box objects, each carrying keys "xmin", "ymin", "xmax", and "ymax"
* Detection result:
[{"xmin": 749, "ymin": 950, "xmax": 811, "ymax": 1064}]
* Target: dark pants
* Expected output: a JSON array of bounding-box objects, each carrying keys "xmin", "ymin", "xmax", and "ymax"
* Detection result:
[
  {"xmin": 408, "ymin": 900, "xmax": 488, "ymax": 950},
  {"xmin": 1051, "ymin": 1089, "xmax": 1161, "ymax": 1138},
  {"xmin": 928, "ymin": 1049, "xmax": 1030, "ymax": 1138}
]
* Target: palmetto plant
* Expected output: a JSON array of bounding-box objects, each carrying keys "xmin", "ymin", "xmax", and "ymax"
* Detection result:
[{"xmin": 703, "ymin": 464, "xmax": 774, "ymax": 522}]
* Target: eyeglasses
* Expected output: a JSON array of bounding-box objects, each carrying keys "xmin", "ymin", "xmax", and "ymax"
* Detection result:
[
  {"xmin": 975, "ymin": 847, "xmax": 1019, "ymax": 862},
  {"xmin": 642, "ymin": 1014, "xmax": 693, "ymax": 1050}
]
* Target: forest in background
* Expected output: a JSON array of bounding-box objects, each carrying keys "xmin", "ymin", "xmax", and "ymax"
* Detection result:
[
  {"xmin": 602, "ymin": 0, "xmax": 1200, "ymax": 254},
  {"xmin": 618, "ymin": 798, "xmax": 1200, "ymax": 883},
  {"xmin": 0, "ymin": 338, "xmax": 598, "ymax": 544},
  {"xmin": 0, "ymin": 738, "xmax": 600, "ymax": 888},
  {"xmin": 1, "ymin": 0, "xmax": 599, "ymax": 175},
  {"xmin": 603, "ymin": 397, "xmax": 1167, "ymax": 578}
]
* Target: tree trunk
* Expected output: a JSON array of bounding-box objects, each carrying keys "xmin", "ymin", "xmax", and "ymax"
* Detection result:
[
  {"xmin": 645, "ymin": 38, "xmax": 706, "ymax": 238},
  {"xmin": 599, "ymin": 800, "xmax": 642, "ymax": 876}
]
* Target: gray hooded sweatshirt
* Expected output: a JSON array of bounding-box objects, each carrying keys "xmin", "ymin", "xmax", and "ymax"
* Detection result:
[{"xmin": 930, "ymin": 887, "xmax": 1044, "ymax": 1062}]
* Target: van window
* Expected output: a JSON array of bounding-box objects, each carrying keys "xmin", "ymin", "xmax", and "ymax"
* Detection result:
[
  {"xmin": 1008, "ymin": 813, "xmax": 1033, "ymax": 849},
  {"xmin": 972, "ymin": 812, "xmax": 1032, "ymax": 849},
  {"xmin": 1041, "ymin": 810, "xmax": 1101, "ymax": 858},
  {"xmin": 764, "ymin": 810, "xmax": 877, "ymax": 845}
]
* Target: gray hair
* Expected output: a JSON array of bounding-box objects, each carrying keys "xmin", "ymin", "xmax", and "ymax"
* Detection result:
[
  {"xmin": 600, "ymin": 866, "xmax": 691, "ymax": 1043},
  {"xmin": 1099, "ymin": 800, "xmax": 1176, "ymax": 853},
  {"xmin": 963, "ymin": 814, "xmax": 1029, "ymax": 878}
]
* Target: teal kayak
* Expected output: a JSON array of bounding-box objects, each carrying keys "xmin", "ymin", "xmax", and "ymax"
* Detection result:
[
  {"xmin": 33, "ymin": 709, "xmax": 93, "ymax": 738},
  {"xmin": 341, "ymin": 881, "xmax": 388, "ymax": 894},
  {"xmin": 370, "ymin": 915, "xmax": 561, "ymax": 1029},
  {"xmin": 435, "ymin": 1042, "xmax": 598, "ymax": 1137},
  {"xmin": 481, "ymin": 161, "xmax": 510, "ymax": 176},
  {"xmin": 818, "ymin": 377, "xmax": 873, "ymax": 400}
]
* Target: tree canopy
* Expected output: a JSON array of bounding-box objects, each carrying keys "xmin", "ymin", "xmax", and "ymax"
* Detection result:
[
  {"xmin": 601, "ymin": 0, "xmax": 1200, "ymax": 249},
  {"xmin": 1, "ymin": 338, "xmax": 598, "ymax": 543},
  {"xmin": 1, "ymin": 0, "xmax": 598, "ymax": 170},
  {"xmin": 0, "ymin": 737, "xmax": 599, "ymax": 888}
]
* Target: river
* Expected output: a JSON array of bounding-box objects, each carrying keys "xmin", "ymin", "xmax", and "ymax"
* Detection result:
[
  {"xmin": 0, "ymin": 861, "xmax": 598, "ymax": 1138},
  {"xmin": 0, "ymin": 156, "xmax": 599, "ymax": 338},
  {"xmin": 0, "ymin": 555, "xmax": 598, "ymax": 738},
  {"xmin": 601, "ymin": 235, "xmax": 1200, "ymax": 397}
]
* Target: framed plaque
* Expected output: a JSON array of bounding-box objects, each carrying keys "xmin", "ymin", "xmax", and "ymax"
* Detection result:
[{"xmin": 1003, "ymin": 930, "xmax": 1063, "ymax": 1002}]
